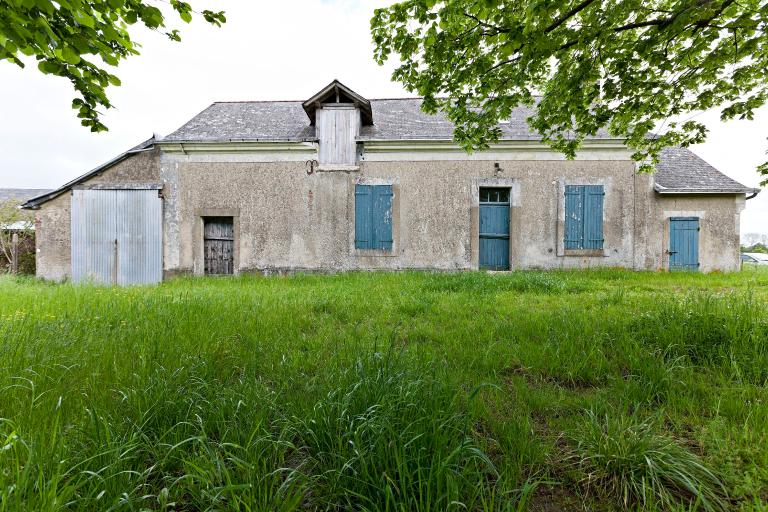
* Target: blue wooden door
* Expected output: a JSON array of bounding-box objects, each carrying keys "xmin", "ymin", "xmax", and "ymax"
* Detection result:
[
  {"xmin": 669, "ymin": 217, "xmax": 700, "ymax": 271},
  {"xmin": 479, "ymin": 188, "xmax": 510, "ymax": 270}
]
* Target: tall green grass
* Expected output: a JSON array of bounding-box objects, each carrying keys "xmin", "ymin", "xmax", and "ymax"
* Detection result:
[
  {"xmin": 567, "ymin": 410, "xmax": 728, "ymax": 511},
  {"xmin": 0, "ymin": 268, "xmax": 766, "ymax": 511}
]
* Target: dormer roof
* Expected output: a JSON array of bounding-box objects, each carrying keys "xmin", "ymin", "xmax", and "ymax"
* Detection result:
[{"xmin": 302, "ymin": 80, "xmax": 373, "ymax": 126}]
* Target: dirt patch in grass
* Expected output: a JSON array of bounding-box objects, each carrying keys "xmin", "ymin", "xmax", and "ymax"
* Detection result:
[
  {"xmin": 528, "ymin": 483, "xmax": 589, "ymax": 512},
  {"xmin": 501, "ymin": 363, "xmax": 602, "ymax": 393}
]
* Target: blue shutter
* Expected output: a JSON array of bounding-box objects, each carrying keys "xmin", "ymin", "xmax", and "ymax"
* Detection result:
[
  {"xmin": 564, "ymin": 185, "xmax": 604, "ymax": 250},
  {"xmin": 583, "ymin": 185, "xmax": 604, "ymax": 250},
  {"xmin": 355, "ymin": 184, "xmax": 393, "ymax": 251},
  {"xmin": 372, "ymin": 185, "xmax": 393, "ymax": 251},
  {"xmin": 355, "ymin": 185, "xmax": 372, "ymax": 249},
  {"xmin": 564, "ymin": 185, "xmax": 584, "ymax": 249}
]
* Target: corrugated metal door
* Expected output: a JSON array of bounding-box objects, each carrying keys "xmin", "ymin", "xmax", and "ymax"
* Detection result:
[
  {"xmin": 116, "ymin": 190, "xmax": 163, "ymax": 284},
  {"xmin": 72, "ymin": 190, "xmax": 117, "ymax": 284},
  {"xmin": 479, "ymin": 188, "xmax": 510, "ymax": 270},
  {"xmin": 669, "ymin": 217, "xmax": 699, "ymax": 271},
  {"xmin": 203, "ymin": 218, "xmax": 234, "ymax": 275},
  {"xmin": 71, "ymin": 189, "xmax": 162, "ymax": 285}
]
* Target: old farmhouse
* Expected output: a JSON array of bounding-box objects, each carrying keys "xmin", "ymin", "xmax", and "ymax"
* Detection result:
[{"xmin": 22, "ymin": 81, "xmax": 760, "ymax": 284}]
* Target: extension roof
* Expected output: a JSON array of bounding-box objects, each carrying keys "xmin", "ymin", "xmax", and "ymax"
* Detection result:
[
  {"xmin": 654, "ymin": 146, "xmax": 757, "ymax": 194},
  {"xmin": 21, "ymin": 137, "xmax": 155, "ymax": 209},
  {"xmin": 0, "ymin": 188, "xmax": 53, "ymax": 202}
]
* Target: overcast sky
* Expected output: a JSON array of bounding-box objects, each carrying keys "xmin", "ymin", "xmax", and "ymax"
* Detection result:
[{"xmin": 0, "ymin": 0, "xmax": 765, "ymax": 236}]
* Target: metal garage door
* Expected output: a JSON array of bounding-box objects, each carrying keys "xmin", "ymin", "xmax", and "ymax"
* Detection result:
[{"xmin": 71, "ymin": 189, "xmax": 162, "ymax": 285}]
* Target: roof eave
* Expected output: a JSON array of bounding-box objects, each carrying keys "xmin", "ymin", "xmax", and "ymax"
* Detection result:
[
  {"xmin": 21, "ymin": 137, "xmax": 155, "ymax": 209},
  {"xmin": 156, "ymin": 138, "xmax": 318, "ymax": 144},
  {"xmin": 654, "ymin": 183, "xmax": 760, "ymax": 195}
]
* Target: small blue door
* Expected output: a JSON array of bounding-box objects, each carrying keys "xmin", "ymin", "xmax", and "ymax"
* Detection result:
[
  {"xmin": 669, "ymin": 217, "xmax": 700, "ymax": 271},
  {"xmin": 479, "ymin": 188, "xmax": 510, "ymax": 270}
]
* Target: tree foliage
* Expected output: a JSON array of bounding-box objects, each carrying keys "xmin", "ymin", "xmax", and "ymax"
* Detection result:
[
  {"xmin": 0, "ymin": 199, "xmax": 35, "ymax": 274},
  {"xmin": 0, "ymin": 0, "xmax": 225, "ymax": 131},
  {"xmin": 742, "ymin": 242, "xmax": 768, "ymax": 253},
  {"xmin": 371, "ymin": 0, "xmax": 768, "ymax": 182}
]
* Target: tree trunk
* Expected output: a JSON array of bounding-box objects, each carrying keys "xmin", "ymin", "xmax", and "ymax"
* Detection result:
[{"xmin": 10, "ymin": 233, "xmax": 18, "ymax": 274}]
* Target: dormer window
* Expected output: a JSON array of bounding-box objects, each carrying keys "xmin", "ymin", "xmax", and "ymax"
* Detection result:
[{"xmin": 302, "ymin": 80, "xmax": 373, "ymax": 169}]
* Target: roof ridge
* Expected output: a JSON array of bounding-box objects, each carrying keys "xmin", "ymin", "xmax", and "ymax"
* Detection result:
[
  {"xmin": 211, "ymin": 97, "xmax": 425, "ymax": 104},
  {"xmin": 209, "ymin": 96, "xmax": 544, "ymax": 103}
]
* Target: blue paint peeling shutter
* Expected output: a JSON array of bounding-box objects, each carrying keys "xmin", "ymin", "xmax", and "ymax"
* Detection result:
[
  {"xmin": 564, "ymin": 185, "xmax": 604, "ymax": 250},
  {"xmin": 564, "ymin": 186, "xmax": 584, "ymax": 250},
  {"xmin": 372, "ymin": 186, "xmax": 393, "ymax": 251},
  {"xmin": 355, "ymin": 184, "xmax": 393, "ymax": 250},
  {"xmin": 584, "ymin": 185, "xmax": 604, "ymax": 250},
  {"xmin": 355, "ymin": 185, "xmax": 372, "ymax": 249}
]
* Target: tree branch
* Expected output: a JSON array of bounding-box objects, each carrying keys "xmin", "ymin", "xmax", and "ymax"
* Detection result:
[
  {"xmin": 462, "ymin": 12, "xmax": 510, "ymax": 34},
  {"xmin": 545, "ymin": 0, "xmax": 598, "ymax": 33}
]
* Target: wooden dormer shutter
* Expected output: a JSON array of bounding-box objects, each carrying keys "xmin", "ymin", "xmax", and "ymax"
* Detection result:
[{"xmin": 316, "ymin": 105, "xmax": 360, "ymax": 166}]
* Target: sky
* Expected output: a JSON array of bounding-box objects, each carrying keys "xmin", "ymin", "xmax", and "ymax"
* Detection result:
[{"xmin": 0, "ymin": 0, "xmax": 765, "ymax": 236}]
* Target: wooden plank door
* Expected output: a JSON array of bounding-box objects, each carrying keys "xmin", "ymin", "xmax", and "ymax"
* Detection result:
[
  {"xmin": 204, "ymin": 218, "xmax": 234, "ymax": 275},
  {"xmin": 669, "ymin": 217, "xmax": 699, "ymax": 271},
  {"xmin": 479, "ymin": 188, "xmax": 510, "ymax": 270}
]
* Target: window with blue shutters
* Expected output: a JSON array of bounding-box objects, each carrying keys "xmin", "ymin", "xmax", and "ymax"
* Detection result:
[
  {"xmin": 355, "ymin": 184, "xmax": 393, "ymax": 251},
  {"xmin": 564, "ymin": 185, "xmax": 604, "ymax": 250}
]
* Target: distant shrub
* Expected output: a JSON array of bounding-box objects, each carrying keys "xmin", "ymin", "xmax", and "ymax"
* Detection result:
[{"xmin": 568, "ymin": 411, "xmax": 728, "ymax": 512}]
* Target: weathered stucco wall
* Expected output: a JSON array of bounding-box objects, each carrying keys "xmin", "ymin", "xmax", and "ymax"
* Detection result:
[
  {"xmin": 161, "ymin": 154, "xmax": 645, "ymax": 273},
  {"xmin": 34, "ymin": 148, "xmax": 161, "ymax": 280},
  {"xmin": 34, "ymin": 145, "xmax": 747, "ymax": 280},
  {"xmin": 649, "ymin": 194, "xmax": 745, "ymax": 272},
  {"xmin": 34, "ymin": 192, "xmax": 71, "ymax": 281}
]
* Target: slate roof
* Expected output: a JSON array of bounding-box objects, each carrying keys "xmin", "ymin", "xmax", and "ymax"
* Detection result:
[
  {"xmin": 0, "ymin": 189, "xmax": 53, "ymax": 202},
  {"xmin": 654, "ymin": 146, "xmax": 758, "ymax": 194},
  {"xmin": 164, "ymin": 102, "xmax": 315, "ymax": 142},
  {"xmin": 162, "ymin": 96, "xmax": 756, "ymax": 195},
  {"xmin": 21, "ymin": 94, "xmax": 758, "ymax": 209},
  {"xmin": 360, "ymin": 99, "xmax": 557, "ymax": 140},
  {"xmin": 163, "ymin": 98, "xmax": 614, "ymax": 142}
]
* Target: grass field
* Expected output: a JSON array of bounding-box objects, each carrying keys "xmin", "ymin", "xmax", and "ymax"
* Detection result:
[{"xmin": 1, "ymin": 268, "xmax": 767, "ymax": 511}]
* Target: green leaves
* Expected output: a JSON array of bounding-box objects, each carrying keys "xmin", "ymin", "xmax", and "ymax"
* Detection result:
[
  {"xmin": 0, "ymin": 0, "xmax": 226, "ymax": 132},
  {"xmin": 371, "ymin": 0, "xmax": 768, "ymax": 181},
  {"xmin": 60, "ymin": 45, "xmax": 80, "ymax": 65}
]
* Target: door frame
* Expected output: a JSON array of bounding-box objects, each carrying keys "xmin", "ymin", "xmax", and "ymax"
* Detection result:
[
  {"xmin": 471, "ymin": 178, "xmax": 518, "ymax": 270},
  {"xmin": 193, "ymin": 208, "xmax": 240, "ymax": 275},
  {"xmin": 203, "ymin": 216, "xmax": 235, "ymax": 275},
  {"xmin": 662, "ymin": 210, "xmax": 704, "ymax": 271},
  {"xmin": 668, "ymin": 216, "xmax": 700, "ymax": 271},
  {"xmin": 478, "ymin": 187, "xmax": 511, "ymax": 270}
]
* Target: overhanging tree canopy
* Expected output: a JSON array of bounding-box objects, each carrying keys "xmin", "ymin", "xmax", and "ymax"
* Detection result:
[
  {"xmin": 371, "ymin": 0, "xmax": 768, "ymax": 182},
  {"xmin": 0, "ymin": 0, "xmax": 225, "ymax": 131}
]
